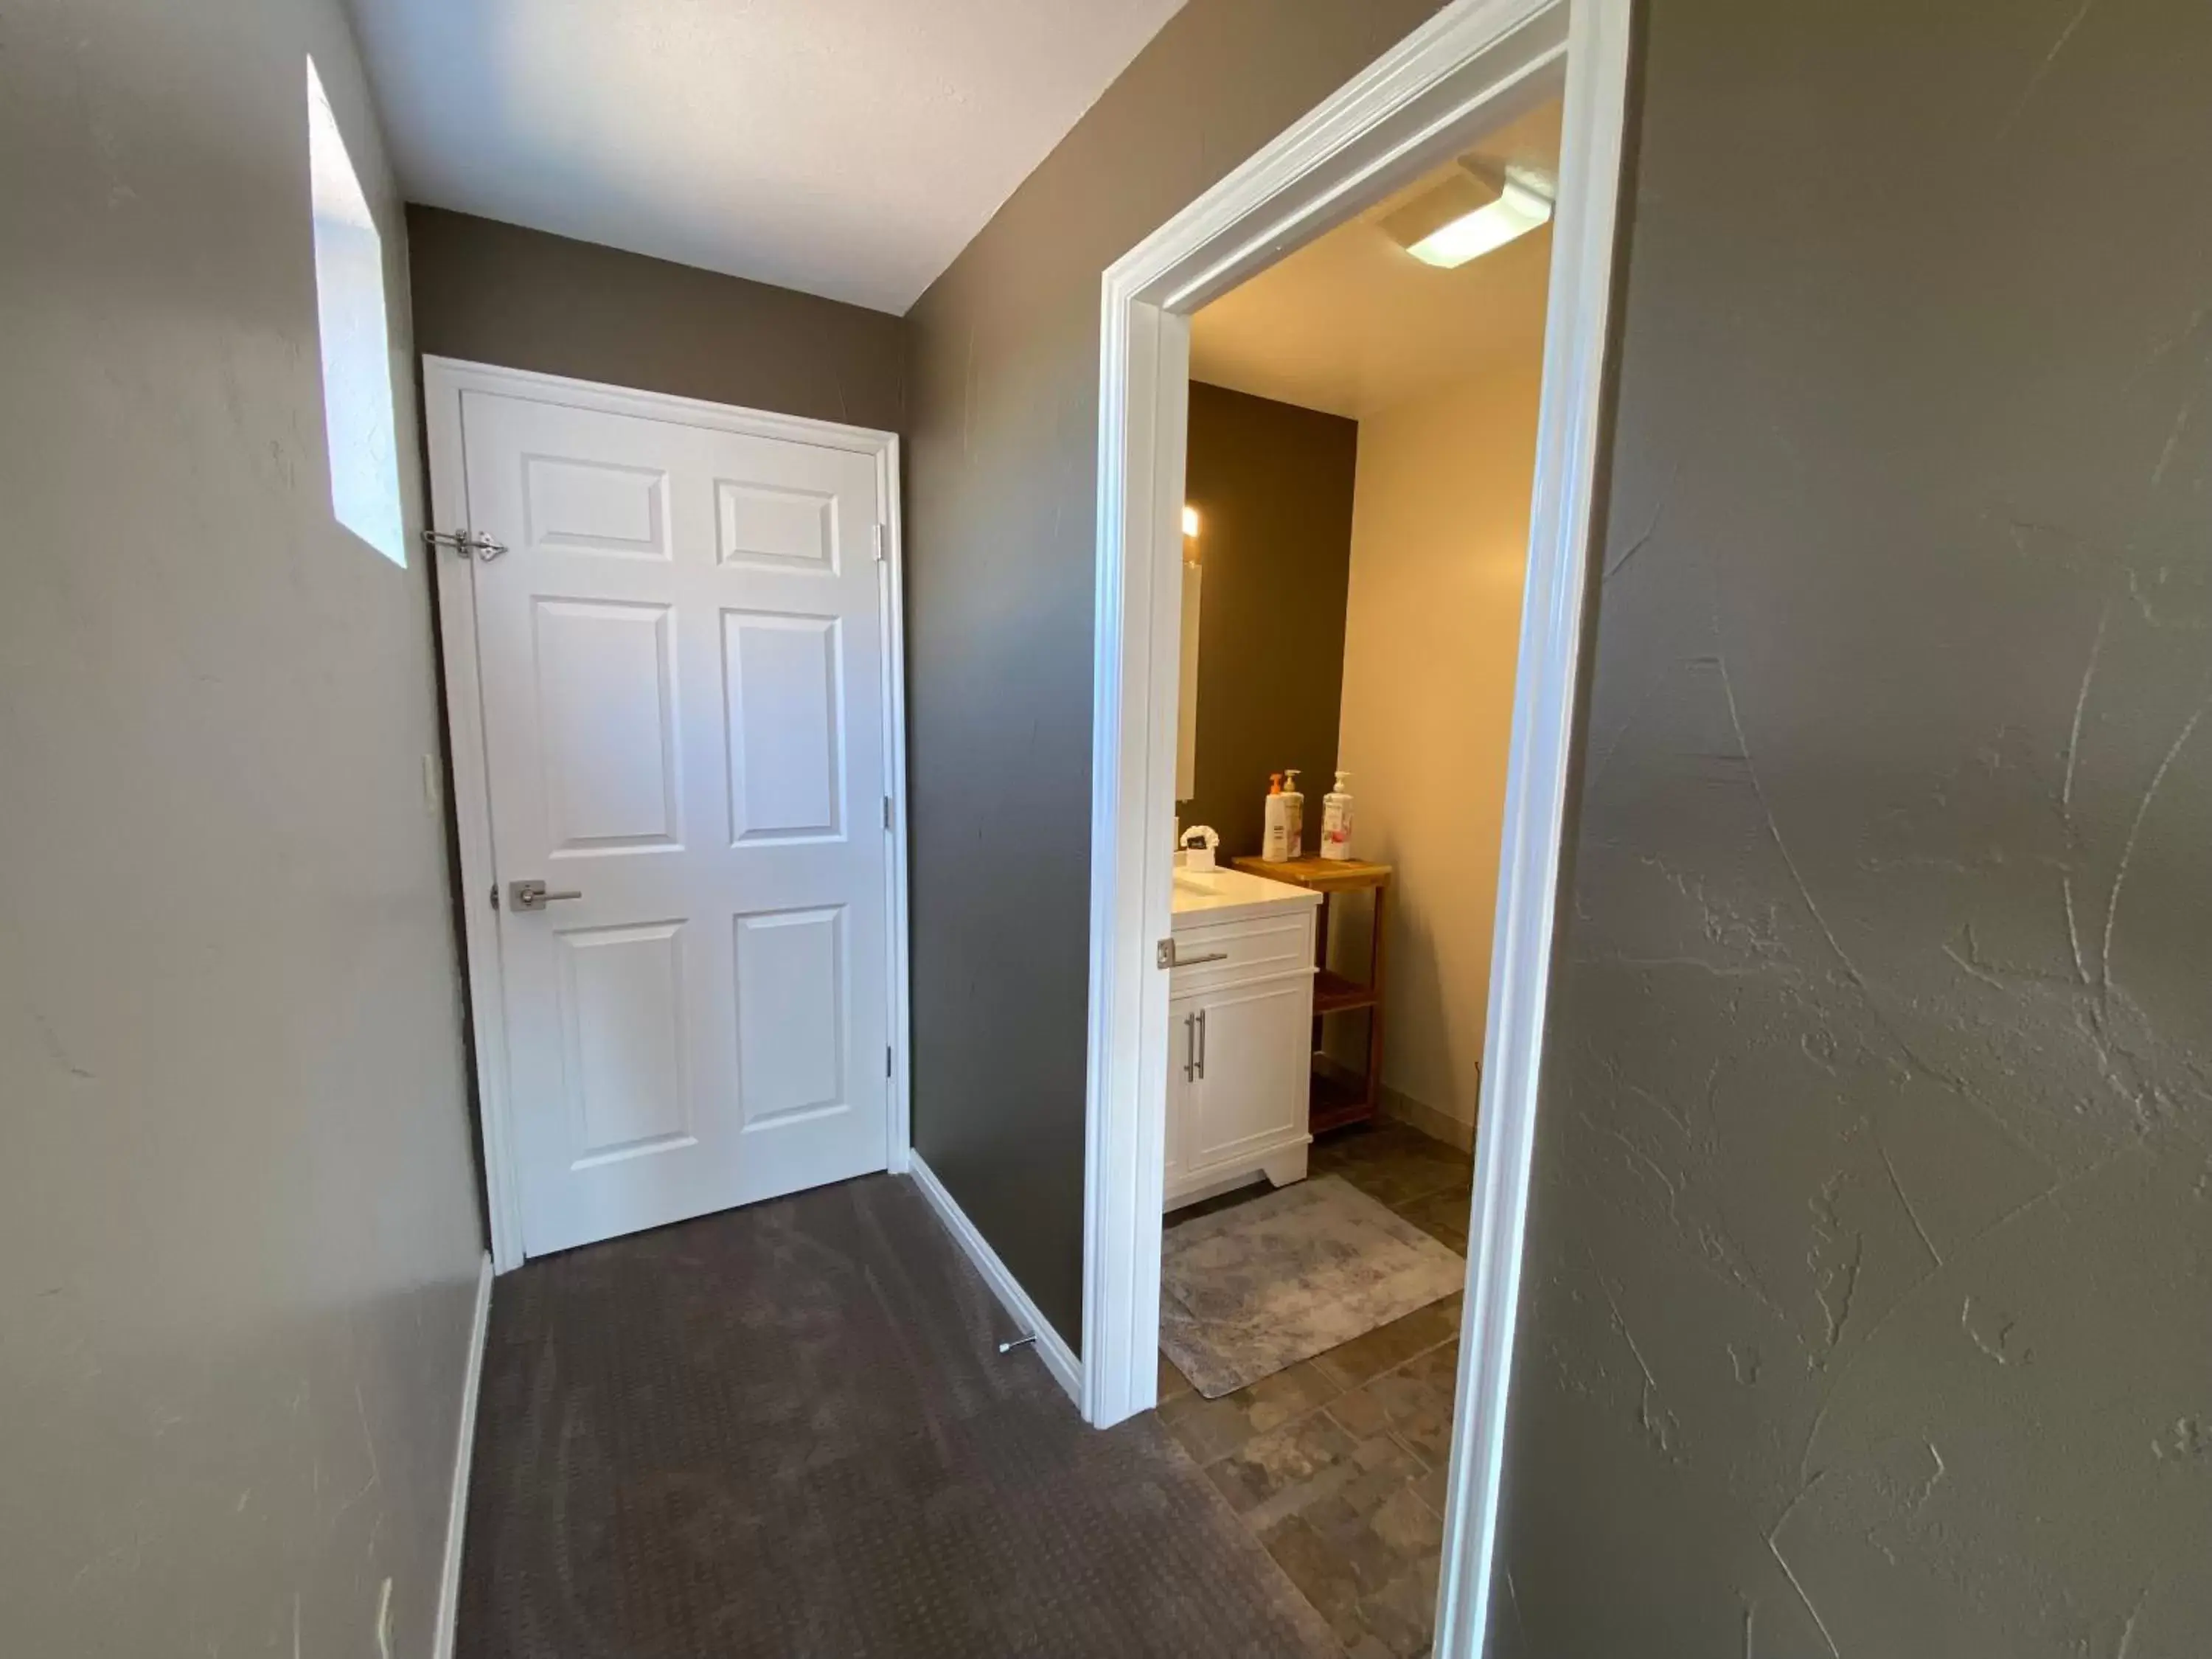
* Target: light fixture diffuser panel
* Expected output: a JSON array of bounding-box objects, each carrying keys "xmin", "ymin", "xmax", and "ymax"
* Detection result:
[{"xmin": 1402, "ymin": 166, "xmax": 1554, "ymax": 268}]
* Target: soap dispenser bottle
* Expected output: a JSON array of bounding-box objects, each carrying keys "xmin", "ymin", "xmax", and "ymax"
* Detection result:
[
  {"xmin": 1282, "ymin": 769, "xmax": 1305, "ymax": 859},
  {"xmin": 1261, "ymin": 773, "xmax": 1290, "ymax": 862},
  {"xmin": 1321, "ymin": 770, "xmax": 1354, "ymax": 860}
]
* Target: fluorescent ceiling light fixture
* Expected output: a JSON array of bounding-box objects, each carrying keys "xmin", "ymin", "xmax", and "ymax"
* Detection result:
[
  {"xmin": 1388, "ymin": 162, "xmax": 1555, "ymax": 270},
  {"xmin": 1182, "ymin": 504, "xmax": 1200, "ymax": 538}
]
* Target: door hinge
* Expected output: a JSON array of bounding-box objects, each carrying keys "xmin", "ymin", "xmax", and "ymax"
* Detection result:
[
  {"xmin": 489, "ymin": 882, "xmax": 500, "ymax": 911},
  {"xmin": 871, "ymin": 523, "xmax": 887, "ymax": 563},
  {"xmin": 886, "ymin": 1045, "xmax": 894, "ymax": 1078},
  {"xmin": 425, "ymin": 529, "xmax": 508, "ymax": 561},
  {"xmin": 883, "ymin": 795, "xmax": 894, "ymax": 832}
]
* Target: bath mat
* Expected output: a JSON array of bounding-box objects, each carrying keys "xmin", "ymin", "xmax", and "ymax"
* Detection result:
[{"xmin": 1160, "ymin": 1175, "xmax": 1465, "ymax": 1398}]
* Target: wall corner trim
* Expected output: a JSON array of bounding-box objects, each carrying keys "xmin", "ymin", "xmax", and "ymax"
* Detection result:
[
  {"xmin": 433, "ymin": 1251, "xmax": 495, "ymax": 1659},
  {"xmin": 907, "ymin": 1155, "xmax": 1084, "ymax": 1408}
]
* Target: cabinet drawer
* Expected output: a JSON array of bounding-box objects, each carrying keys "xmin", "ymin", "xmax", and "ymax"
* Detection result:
[{"xmin": 1167, "ymin": 911, "xmax": 1314, "ymax": 995}]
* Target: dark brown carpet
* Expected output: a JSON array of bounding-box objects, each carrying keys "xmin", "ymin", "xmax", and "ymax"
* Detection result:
[{"xmin": 457, "ymin": 1174, "xmax": 1341, "ymax": 1659}]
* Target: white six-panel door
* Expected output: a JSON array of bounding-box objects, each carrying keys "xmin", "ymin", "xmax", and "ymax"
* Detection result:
[{"xmin": 440, "ymin": 373, "xmax": 898, "ymax": 1260}]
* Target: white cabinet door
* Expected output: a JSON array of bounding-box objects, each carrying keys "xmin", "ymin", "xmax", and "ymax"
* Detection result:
[
  {"xmin": 461, "ymin": 388, "xmax": 892, "ymax": 1258},
  {"xmin": 1187, "ymin": 978, "xmax": 1312, "ymax": 1173}
]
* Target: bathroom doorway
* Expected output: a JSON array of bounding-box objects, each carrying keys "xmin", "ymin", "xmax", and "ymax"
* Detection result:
[
  {"xmin": 1154, "ymin": 86, "xmax": 1562, "ymax": 1656},
  {"xmin": 1079, "ymin": 2, "xmax": 1632, "ymax": 1655}
]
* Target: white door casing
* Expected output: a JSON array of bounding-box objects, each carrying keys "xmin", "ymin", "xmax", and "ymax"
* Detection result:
[
  {"xmin": 1081, "ymin": 1, "xmax": 1632, "ymax": 1655},
  {"xmin": 426, "ymin": 361, "xmax": 910, "ymax": 1266}
]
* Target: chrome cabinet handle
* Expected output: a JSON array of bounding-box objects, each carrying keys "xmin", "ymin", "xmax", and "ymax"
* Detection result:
[
  {"xmin": 509, "ymin": 879, "xmax": 582, "ymax": 912},
  {"xmin": 1183, "ymin": 1012, "xmax": 1199, "ymax": 1082},
  {"xmin": 1196, "ymin": 1007, "xmax": 1208, "ymax": 1080}
]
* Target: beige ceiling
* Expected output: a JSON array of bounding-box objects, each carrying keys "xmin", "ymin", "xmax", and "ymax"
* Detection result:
[
  {"xmin": 1189, "ymin": 97, "xmax": 1562, "ymax": 420},
  {"xmin": 353, "ymin": 0, "xmax": 1189, "ymax": 313}
]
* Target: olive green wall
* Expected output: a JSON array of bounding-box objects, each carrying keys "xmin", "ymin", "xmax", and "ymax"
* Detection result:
[
  {"xmin": 406, "ymin": 205, "xmax": 906, "ymax": 432},
  {"xmin": 1494, "ymin": 1, "xmax": 2212, "ymax": 1653},
  {"xmin": 911, "ymin": 0, "xmax": 2212, "ymax": 1644},
  {"xmin": 1, "ymin": 1, "xmax": 484, "ymax": 1652},
  {"xmin": 1183, "ymin": 381, "xmax": 1361, "ymax": 860},
  {"xmin": 905, "ymin": 0, "xmax": 1450, "ymax": 1346}
]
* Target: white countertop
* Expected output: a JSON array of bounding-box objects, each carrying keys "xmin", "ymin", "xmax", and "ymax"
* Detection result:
[{"xmin": 1169, "ymin": 864, "xmax": 1320, "ymax": 926}]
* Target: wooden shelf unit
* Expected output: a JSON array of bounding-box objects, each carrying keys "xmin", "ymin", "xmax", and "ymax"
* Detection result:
[
  {"xmin": 1312, "ymin": 969, "xmax": 1380, "ymax": 1016},
  {"xmin": 1308, "ymin": 1054, "xmax": 1374, "ymax": 1135},
  {"xmin": 1230, "ymin": 855, "xmax": 1392, "ymax": 1132}
]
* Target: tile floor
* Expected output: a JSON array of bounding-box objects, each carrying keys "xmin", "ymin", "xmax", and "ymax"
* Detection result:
[{"xmin": 1157, "ymin": 1121, "xmax": 1475, "ymax": 1659}]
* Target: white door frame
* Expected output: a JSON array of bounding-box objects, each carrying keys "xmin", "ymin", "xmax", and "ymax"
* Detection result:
[
  {"xmin": 422, "ymin": 358, "xmax": 913, "ymax": 1275},
  {"xmin": 1079, "ymin": 0, "xmax": 1632, "ymax": 1652}
]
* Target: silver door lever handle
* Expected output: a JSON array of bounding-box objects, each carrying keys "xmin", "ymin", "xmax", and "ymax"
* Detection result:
[{"xmin": 509, "ymin": 880, "xmax": 582, "ymax": 912}]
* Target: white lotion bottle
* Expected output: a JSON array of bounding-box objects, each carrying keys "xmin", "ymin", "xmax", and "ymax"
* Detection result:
[
  {"xmin": 1320, "ymin": 770, "xmax": 1354, "ymax": 860},
  {"xmin": 1261, "ymin": 772, "xmax": 1290, "ymax": 862},
  {"xmin": 1282, "ymin": 768, "xmax": 1305, "ymax": 859}
]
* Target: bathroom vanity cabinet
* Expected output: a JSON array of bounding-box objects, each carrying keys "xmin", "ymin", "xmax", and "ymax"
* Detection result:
[{"xmin": 1164, "ymin": 869, "xmax": 1321, "ymax": 1210}]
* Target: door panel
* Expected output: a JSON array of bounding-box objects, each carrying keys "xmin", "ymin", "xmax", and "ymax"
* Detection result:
[
  {"xmin": 733, "ymin": 904, "xmax": 847, "ymax": 1128},
  {"xmin": 722, "ymin": 610, "xmax": 842, "ymax": 843},
  {"xmin": 557, "ymin": 919, "xmax": 691, "ymax": 1161},
  {"xmin": 524, "ymin": 455, "xmax": 670, "ymax": 558},
  {"xmin": 1189, "ymin": 978, "xmax": 1311, "ymax": 1171},
  {"xmin": 461, "ymin": 387, "xmax": 892, "ymax": 1257},
  {"xmin": 533, "ymin": 599, "xmax": 681, "ymax": 854},
  {"xmin": 717, "ymin": 479, "xmax": 836, "ymax": 571}
]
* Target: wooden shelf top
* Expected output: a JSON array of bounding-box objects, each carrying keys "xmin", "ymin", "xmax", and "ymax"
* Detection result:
[{"xmin": 1230, "ymin": 854, "xmax": 1392, "ymax": 893}]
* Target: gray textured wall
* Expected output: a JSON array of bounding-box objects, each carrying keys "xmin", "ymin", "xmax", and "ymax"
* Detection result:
[
  {"xmin": 0, "ymin": 1, "xmax": 484, "ymax": 1652},
  {"xmin": 1493, "ymin": 1, "xmax": 2212, "ymax": 1653},
  {"xmin": 905, "ymin": 0, "xmax": 1448, "ymax": 1348},
  {"xmin": 407, "ymin": 206, "xmax": 907, "ymax": 432},
  {"xmin": 1184, "ymin": 381, "xmax": 1360, "ymax": 859}
]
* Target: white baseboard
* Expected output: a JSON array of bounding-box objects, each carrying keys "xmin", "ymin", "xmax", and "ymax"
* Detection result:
[
  {"xmin": 432, "ymin": 1251, "xmax": 494, "ymax": 1659},
  {"xmin": 907, "ymin": 1153, "xmax": 1083, "ymax": 1408},
  {"xmin": 1381, "ymin": 1084, "xmax": 1477, "ymax": 1152}
]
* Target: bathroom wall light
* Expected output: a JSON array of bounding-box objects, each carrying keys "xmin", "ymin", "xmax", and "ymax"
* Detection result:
[
  {"xmin": 1385, "ymin": 162, "xmax": 1555, "ymax": 270},
  {"xmin": 1183, "ymin": 504, "xmax": 1200, "ymax": 538}
]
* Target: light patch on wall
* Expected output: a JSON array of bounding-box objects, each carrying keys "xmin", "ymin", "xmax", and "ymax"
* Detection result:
[{"xmin": 307, "ymin": 57, "xmax": 405, "ymax": 566}]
